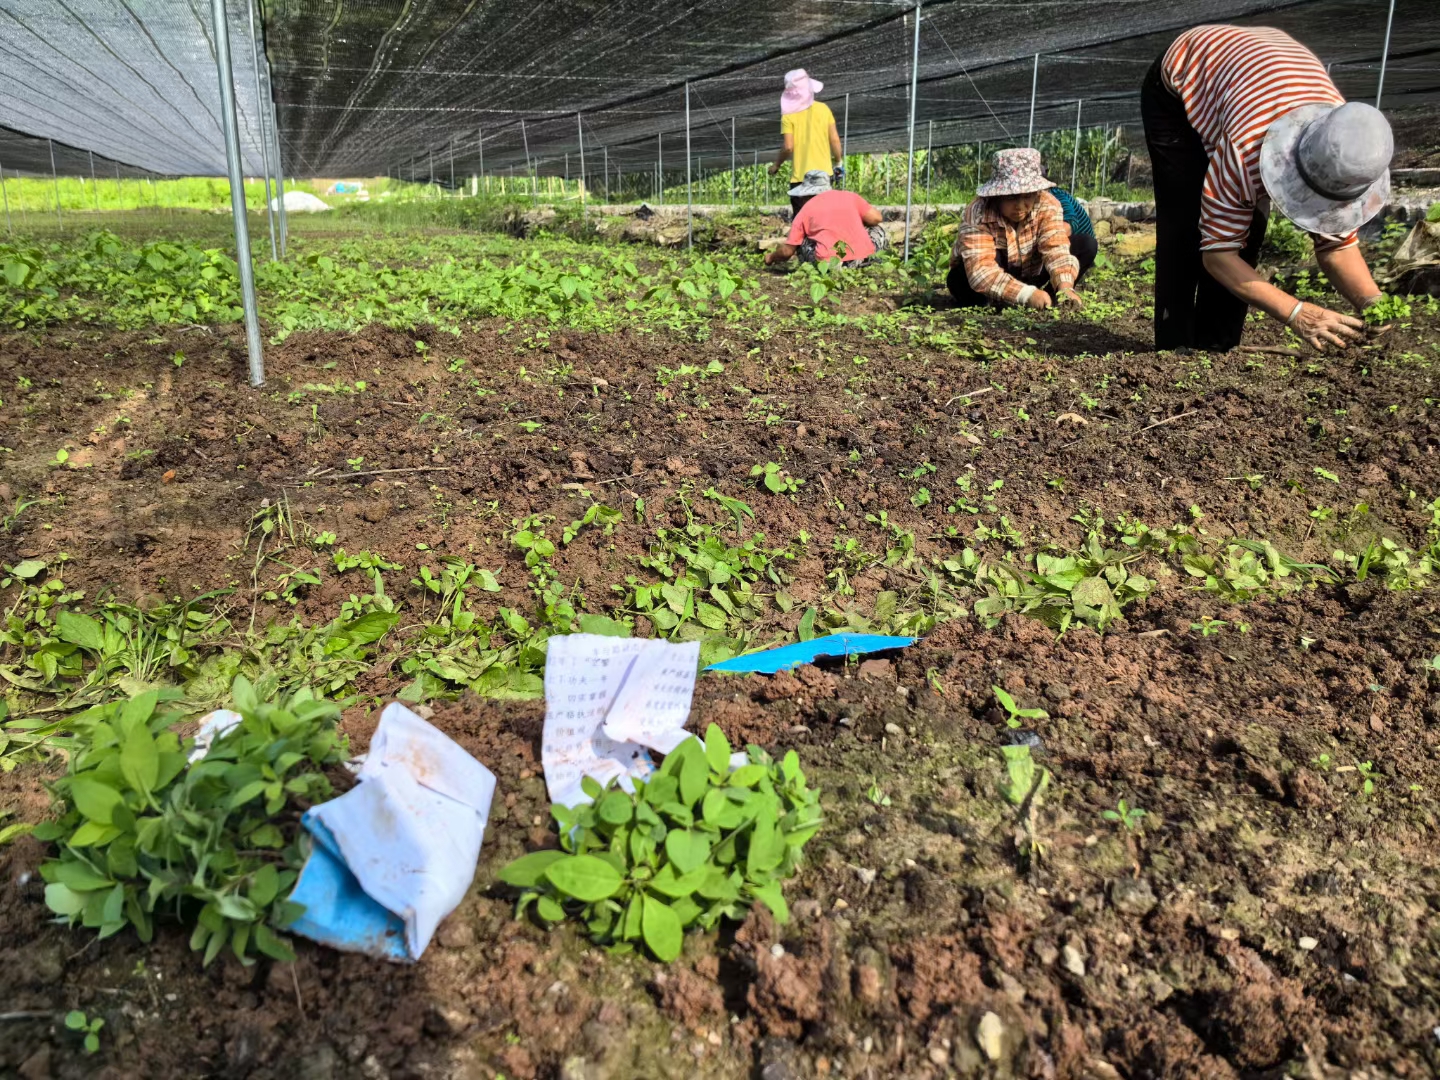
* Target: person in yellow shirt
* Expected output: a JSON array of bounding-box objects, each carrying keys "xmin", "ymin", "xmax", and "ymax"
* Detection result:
[{"xmin": 769, "ymin": 69, "xmax": 842, "ymax": 215}]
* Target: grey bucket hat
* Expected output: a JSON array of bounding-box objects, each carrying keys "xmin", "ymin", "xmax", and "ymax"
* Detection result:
[
  {"xmin": 1260, "ymin": 101, "xmax": 1391, "ymax": 236},
  {"xmin": 788, "ymin": 170, "xmax": 831, "ymax": 197}
]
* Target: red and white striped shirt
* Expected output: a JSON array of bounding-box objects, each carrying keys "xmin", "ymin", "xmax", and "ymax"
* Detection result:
[{"xmin": 1163, "ymin": 24, "xmax": 1356, "ymax": 253}]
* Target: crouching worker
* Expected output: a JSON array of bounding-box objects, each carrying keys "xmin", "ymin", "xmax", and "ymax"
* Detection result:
[
  {"xmin": 947, "ymin": 148, "xmax": 1096, "ymax": 310},
  {"xmin": 765, "ymin": 171, "xmax": 888, "ymax": 268}
]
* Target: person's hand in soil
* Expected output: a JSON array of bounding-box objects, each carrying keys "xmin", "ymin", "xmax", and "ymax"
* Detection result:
[
  {"xmin": 1056, "ymin": 287, "xmax": 1083, "ymax": 308},
  {"xmin": 1025, "ymin": 289, "xmax": 1053, "ymax": 311},
  {"xmin": 1291, "ymin": 302, "xmax": 1364, "ymax": 351}
]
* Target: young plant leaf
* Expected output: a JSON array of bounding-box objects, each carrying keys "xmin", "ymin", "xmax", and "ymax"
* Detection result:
[{"xmin": 544, "ymin": 854, "xmax": 624, "ymax": 902}]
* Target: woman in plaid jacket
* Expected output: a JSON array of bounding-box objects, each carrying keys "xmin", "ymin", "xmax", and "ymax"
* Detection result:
[{"xmin": 948, "ymin": 148, "xmax": 1097, "ymax": 309}]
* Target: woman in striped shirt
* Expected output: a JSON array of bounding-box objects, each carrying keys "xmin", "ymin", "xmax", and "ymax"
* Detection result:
[{"xmin": 1141, "ymin": 25, "xmax": 1392, "ymax": 352}]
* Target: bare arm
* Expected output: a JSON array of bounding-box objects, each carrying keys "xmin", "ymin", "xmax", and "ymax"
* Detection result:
[
  {"xmin": 768, "ymin": 134, "xmax": 794, "ymax": 175},
  {"xmin": 765, "ymin": 242, "xmax": 798, "ymax": 266},
  {"xmin": 860, "ymin": 205, "xmax": 883, "ymax": 228},
  {"xmin": 1314, "ymin": 244, "xmax": 1383, "ymax": 311},
  {"xmin": 828, "ymin": 123, "xmax": 842, "ymax": 164},
  {"xmin": 1201, "ymin": 249, "xmax": 1363, "ymax": 351}
]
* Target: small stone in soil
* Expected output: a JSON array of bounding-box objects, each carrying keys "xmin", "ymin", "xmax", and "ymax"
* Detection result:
[
  {"xmin": 1110, "ymin": 877, "xmax": 1157, "ymax": 917},
  {"xmin": 1063, "ymin": 944, "xmax": 1086, "ymax": 977},
  {"xmin": 1298, "ymin": 936, "xmax": 1319, "ymax": 951},
  {"xmin": 884, "ymin": 722, "xmax": 904, "ymax": 737},
  {"xmin": 976, "ymin": 1011, "xmax": 1004, "ymax": 1061},
  {"xmin": 770, "ymin": 943, "xmax": 786, "ymax": 958}
]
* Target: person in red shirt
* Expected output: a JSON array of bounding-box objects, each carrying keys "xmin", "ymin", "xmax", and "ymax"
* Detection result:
[
  {"xmin": 764, "ymin": 171, "xmax": 887, "ymax": 267},
  {"xmin": 1142, "ymin": 24, "xmax": 1392, "ymax": 352}
]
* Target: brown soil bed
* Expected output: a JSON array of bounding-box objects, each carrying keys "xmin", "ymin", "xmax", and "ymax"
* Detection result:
[{"xmin": 2, "ymin": 294, "xmax": 1440, "ymax": 1079}]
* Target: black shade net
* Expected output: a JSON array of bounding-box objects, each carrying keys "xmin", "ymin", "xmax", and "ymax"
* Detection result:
[
  {"xmin": 264, "ymin": 0, "xmax": 1440, "ymax": 180},
  {"xmin": 0, "ymin": 0, "xmax": 276, "ymax": 177},
  {"xmin": 0, "ymin": 0, "xmax": 1434, "ymax": 181}
]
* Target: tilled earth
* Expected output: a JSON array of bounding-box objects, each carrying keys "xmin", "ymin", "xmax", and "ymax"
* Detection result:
[{"xmin": 2, "ymin": 271, "xmax": 1440, "ymax": 1079}]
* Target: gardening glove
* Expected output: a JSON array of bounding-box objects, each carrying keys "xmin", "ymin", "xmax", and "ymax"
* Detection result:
[
  {"xmin": 832, "ymin": 164, "xmax": 846, "ymax": 187},
  {"xmin": 1289, "ymin": 302, "xmax": 1363, "ymax": 351}
]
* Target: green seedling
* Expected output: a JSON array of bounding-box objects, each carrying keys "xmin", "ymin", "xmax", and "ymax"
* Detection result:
[
  {"xmin": 1312, "ymin": 753, "xmax": 1332, "ymax": 771},
  {"xmin": 750, "ymin": 461, "xmax": 804, "ymax": 495},
  {"xmin": 1191, "ymin": 618, "xmax": 1229, "ymax": 637},
  {"xmin": 1356, "ymin": 761, "xmax": 1377, "ymax": 797},
  {"xmin": 998, "ymin": 745, "xmax": 1050, "ymax": 808},
  {"xmin": 65, "ymin": 1010, "xmax": 104, "ymax": 1054},
  {"xmin": 37, "ymin": 678, "xmax": 346, "ymax": 966},
  {"xmin": 866, "ymin": 783, "xmax": 891, "ymax": 808},
  {"xmin": 1102, "ymin": 798, "xmax": 1146, "ymax": 832},
  {"xmin": 500, "ymin": 726, "xmax": 820, "ymax": 962},
  {"xmin": 993, "ymin": 685, "xmax": 1048, "ymax": 730}
]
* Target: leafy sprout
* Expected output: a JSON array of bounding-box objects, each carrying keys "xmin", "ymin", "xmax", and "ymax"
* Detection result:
[
  {"xmin": 499, "ymin": 725, "xmax": 821, "ymax": 962},
  {"xmin": 992, "ymin": 685, "xmax": 1048, "ymax": 730}
]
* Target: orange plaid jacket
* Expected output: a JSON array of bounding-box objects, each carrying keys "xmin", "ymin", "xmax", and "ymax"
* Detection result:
[{"xmin": 951, "ymin": 192, "xmax": 1078, "ymax": 305}]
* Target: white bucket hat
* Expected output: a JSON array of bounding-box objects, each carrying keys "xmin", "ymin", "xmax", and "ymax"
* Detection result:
[
  {"xmin": 789, "ymin": 170, "xmax": 831, "ymax": 197},
  {"xmin": 1260, "ymin": 101, "xmax": 1391, "ymax": 236}
]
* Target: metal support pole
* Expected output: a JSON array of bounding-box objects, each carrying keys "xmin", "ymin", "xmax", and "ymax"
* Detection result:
[
  {"xmin": 925, "ymin": 119, "xmax": 933, "ymax": 212},
  {"xmin": 842, "ymin": 93, "xmax": 850, "ymax": 182},
  {"xmin": 1071, "ymin": 100, "xmax": 1082, "ymax": 191},
  {"xmin": 208, "ymin": 0, "xmax": 265, "ymax": 387},
  {"xmin": 1376, "ymin": 0, "xmax": 1396, "ymax": 108},
  {"xmin": 88, "ymin": 150, "xmax": 98, "ymax": 211},
  {"xmin": 48, "ymin": 139, "xmax": 62, "ymax": 227},
  {"xmin": 0, "ymin": 159, "xmax": 10, "ymax": 234},
  {"xmin": 478, "ymin": 128, "xmax": 484, "ymax": 193},
  {"xmin": 603, "ymin": 145, "xmax": 609, "ymax": 202},
  {"xmin": 731, "ymin": 117, "xmax": 736, "ymax": 206},
  {"xmin": 1027, "ymin": 54, "xmax": 1039, "ymax": 147},
  {"xmin": 975, "ymin": 141, "xmax": 982, "ymax": 190},
  {"xmin": 245, "ymin": 0, "xmax": 277, "ymax": 260},
  {"xmin": 685, "ymin": 82, "xmax": 693, "ymax": 248},
  {"xmin": 449, "ymin": 136, "xmax": 455, "ymax": 191},
  {"xmin": 264, "ymin": 67, "xmax": 287, "ymax": 255},
  {"xmin": 902, "ymin": 1, "xmax": 921, "ymax": 260},
  {"xmin": 577, "ymin": 113, "xmax": 586, "ymax": 216},
  {"xmin": 521, "ymin": 119, "xmax": 535, "ymax": 201},
  {"xmin": 657, "ymin": 132, "xmax": 663, "ymax": 205},
  {"xmin": 1099, "ymin": 127, "xmax": 1109, "ymax": 199}
]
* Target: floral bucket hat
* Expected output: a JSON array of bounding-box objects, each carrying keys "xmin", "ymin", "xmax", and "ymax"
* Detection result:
[{"xmin": 977, "ymin": 148, "xmax": 1054, "ymax": 198}]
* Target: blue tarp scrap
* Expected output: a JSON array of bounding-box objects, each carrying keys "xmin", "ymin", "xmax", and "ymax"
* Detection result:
[{"xmin": 704, "ymin": 632, "xmax": 915, "ymax": 675}]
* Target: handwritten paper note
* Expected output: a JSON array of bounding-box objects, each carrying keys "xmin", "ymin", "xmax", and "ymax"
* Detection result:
[{"xmin": 542, "ymin": 634, "xmax": 701, "ymax": 807}]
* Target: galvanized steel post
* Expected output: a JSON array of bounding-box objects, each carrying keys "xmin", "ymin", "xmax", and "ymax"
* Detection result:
[
  {"xmin": 657, "ymin": 132, "xmax": 664, "ymax": 206},
  {"xmin": 48, "ymin": 139, "xmax": 62, "ymax": 227},
  {"xmin": 521, "ymin": 119, "xmax": 535, "ymax": 201},
  {"xmin": 245, "ymin": 0, "xmax": 277, "ymax": 260},
  {"xmin": 925, "ymin": 119, "xmax": 933, "ymax": 212},
  {"xmin": 1071, "ymin": 101, "xmax": 1082, "ymax": 191},
  {"xmin": 1027, "ymin": 54, "xmax": 1039, "ymax": 147},
  {"xmin": 0, "ymin": 158, "xmax": 10, "ymax": 234},
  {"xmin": 842, "ymin": 93, "xmax": 850, "ymax": 182},
  {"xmin": 685, "ymin": 82, "xmax": 693, "ymax": 248},
  {"xmin": 577, "ymin": 113, "xmax": 586, "ymax": 216},
  {"xmin": 1376, "ymin": 0, "xmax": 1396, "ymax": 108},
  {"xmin": 262, "ymin": 65, "xmax": 287, "ymax": 255},
  {"xmin": 209, "ymin": 0, "xmax": 265, "ymax": 387},
  {"xmin": 902, "ymin": 1, "xmax": 921, "ymax": 261},
  {"xmin": 730, "ymin": 117, "xmax": 736, "ymax": 206}
]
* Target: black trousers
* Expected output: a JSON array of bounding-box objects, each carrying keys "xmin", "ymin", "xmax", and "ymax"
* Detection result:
[
  {"xmin": 946, "ymin": 233, "xmax": 1097, "ymax": 307},
  {"xmin": 790, "ymin": 194, "xmax": 813, "ymax": 217},
  {"xmin": 1141, "ymin": 57, "xmax": 1267, "ymax": 351}
]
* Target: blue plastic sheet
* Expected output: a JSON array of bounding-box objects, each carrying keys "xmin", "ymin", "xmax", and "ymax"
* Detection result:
[{"xmin": 704, "ymin": 632, "xmax": 915, "ymax": 674}]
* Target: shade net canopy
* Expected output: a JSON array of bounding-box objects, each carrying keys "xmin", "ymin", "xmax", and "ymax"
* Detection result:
[
  {"xmin": 261, "ymin": 0, "xmax": 1439, "ymax": 180},
  {"xmin": 0, "ymin": 0, "xmax": 1434, "ymax": 181},
  {"xmin": 0, "ymin": 0, "xmax": 275, "ymax": 177}
]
